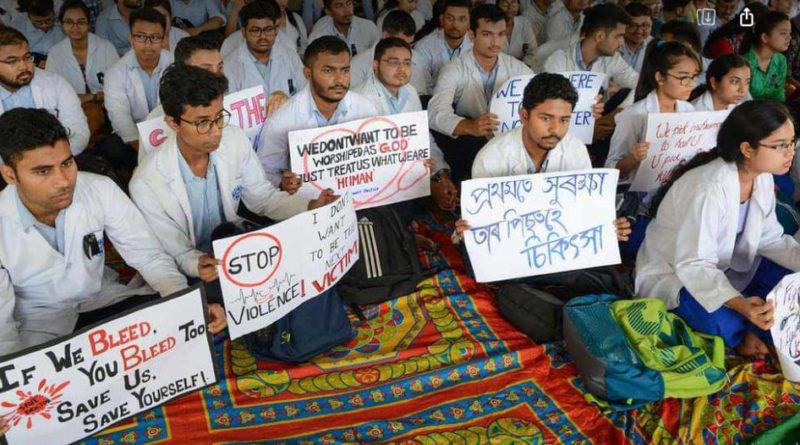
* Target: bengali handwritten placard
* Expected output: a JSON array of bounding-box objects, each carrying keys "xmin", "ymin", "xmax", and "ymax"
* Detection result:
[
  {"xmin": 212, "ymin": 192, "xmax": 358, "ymax": 340},
  {"xmin": 768, "ymin": 273, "xmax": 800, "ymax": 382},
  {"xmin": 288, "ymin": 111, "xmax": 431, "ymax": 210},
  {"xmin": 136, "ymin": 86, "xmax": 267, "ymax": 161},
  {"xmin": 490, "ymin": 72, "xmax": 606, "ymax": 143},
  {"xmin": 0, "ymin": 286, "xmax": 216, "ymax": 445},
  {"xmin": 629, "ymin": 110, "xmax": 729, "ymax": 192},
  {"xmin": 461, "ymin": 169, "xmax": 621, "ymax": 282}
]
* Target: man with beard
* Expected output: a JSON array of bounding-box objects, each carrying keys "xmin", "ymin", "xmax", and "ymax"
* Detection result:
[
  {"xmin": 130, "ymin": 65, "xmax": 335, "ymax": 301},
  {"xmin": 428, "ymin": 4, "xmax": 532, "ymax": 183},
  {"xmin": 255, "ymin": 36, "xmax": 378, "ymax": 188},
  {"xmin": 10, "ymin": 0, "xmax": 64, "ymax": 64},
  {"xmin": 307, "ymin": 0, "xmax": 378, "ymax": 56},
  {"xmin": 96, "ymin": 0, "xmax": 143, "ymax": 56},
  {"xmin": 414, "ymin": 0, "xmax": 472, "ymax": 96},
  {"xmin": 619, "ymin": 2, "xmax": 653, "ymax": 73},
  {"xmin": 0, "ymin": 26, "xmax": 89, "ymax": 157},
  {"xmin": 0, "ymin": 107, "xmax": 226, "ymax": 356}
]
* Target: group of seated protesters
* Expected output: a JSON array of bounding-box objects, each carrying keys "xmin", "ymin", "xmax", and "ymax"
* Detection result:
[{"xmin": 0, "ymin": 0, "xmax": 799, "ymax": 435}]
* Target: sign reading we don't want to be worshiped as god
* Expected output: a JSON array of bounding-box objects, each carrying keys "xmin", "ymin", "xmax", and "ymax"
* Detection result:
[
  {"xmin": 0, "ymin": 286, "xmax": 216, "ymax": 445},
  {"xmin": 289, "ymin": 111, "xmax": 431, "ymax": 210},
  {"xmin": 461, "ymin": 169, "xmax": 621, "ymax": 283}
]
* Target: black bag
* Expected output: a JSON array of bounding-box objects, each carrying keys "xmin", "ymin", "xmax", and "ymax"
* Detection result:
[
  {"xmin": 243, "ymin": 287, "xmax": 353, "ymax": 363},
  {"xmin": 338, "ymin": 206, "xmax": 425, "ymax": 306},
  {"xmin": 496, "ymin": 283, "xmax": 565, "ymax": 343}
]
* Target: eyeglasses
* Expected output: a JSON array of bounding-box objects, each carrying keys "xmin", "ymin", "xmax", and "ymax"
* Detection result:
[
  {"xmin": 757, "ymin": 139, "xmax": 800, "ymax": 155},
  {"xmin": 62, "ymin": 19, "xmax": 89, "ymax": 27},
  {"xmin": 177, "ymin": 109, "xmax": 231, "ymax": 134},
  {"xmin": 664, "ymin": 72, "xmax": 700, "ymax": 86},
  {"xmin": 629, "ymin": 22, "xmax": 652, "ymax": 30},
  {"xmin": 247, "ymin": 26, "xmax": 278, "ymax": 36},
  {"xmin": 0, "ymin": 53, "xmax": 34, "ymax": 66},
  {"xmin": 132, "ymin": 33, "xmax": 164, "ymax": 43},
  {"xmin": 380, "ymin": 58, "xmax": 413, "ymax": 68}
]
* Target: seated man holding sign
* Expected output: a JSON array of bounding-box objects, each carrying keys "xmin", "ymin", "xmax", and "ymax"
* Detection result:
[
  {"xmin": 130, "ymin": 64, "xmax": 336, "ymax": 302},
  {"xmin": 0, "ymin": 108, "xmax": 226, "ymax": 356}
]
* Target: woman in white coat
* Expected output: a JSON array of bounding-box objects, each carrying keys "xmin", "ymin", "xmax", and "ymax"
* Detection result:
[
  {"xmin": 46, "ymin": 0, "xmax": 119, "ymax": 103},
  {"xmin": 690, "ymin": 54, "xmax": 751, "ymax": 112},
  {"xmin": 497, "ymin": 0, "xmax": 538, "ymax": 68},
  {"xmin": 637, "ymin": 100, "xmax": 800, "ymax": 358}
]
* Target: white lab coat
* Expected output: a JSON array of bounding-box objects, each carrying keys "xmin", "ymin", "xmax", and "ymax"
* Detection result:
[
  {"xmin": 354, "ymin": 74, "xmax": 450, "ymax": 173},
  {"xmin": 636, "ymin": 157, "xmax": 800, "ymax": 312},
  {"xmin": 504, "ymin": 16, "xmax": 538, "ymax": 68},
  {"xmin": 45, "ymin": 33, "xmax": 120, "ymax": 94},
  {"xmin": 130, "ymin": 126, "xmax": 310, "ymax": 277},
  {"xmin": 0, "ymin": 172, "xmax": 188, "ymax": 354},
  {"xmin": 256, "ymin": 86, "xmax": 379, "ymax": 186},
  {"xmin": 428, "ymin": 50, "xmax": 533, "ymax": 137},
  {"xmin": 690, "ymin": 90, "xmax": 751, "ymax": 112},
  {"xmin": 281, "ymin": 11, "xmax": 309, "ymax": 54},
  {"xmin": 544, "ymin": 38, "xmax": 640, "ymax": 90},
  {"xmin": 521, "ymin": 0, "xmax": 561, "ymax": 45},
  {"xmin": 307, "ymin": 16, "xmax": 379, "ymax": 56},
  {"xmin": 349, "ymin": 44, "xmax": 427, "ymax": 94},
  {"xmin": 605, "ymin": 91, "xmax": 695, "ymax": 183},
  {"xmin": 224, "ymin": 40, "xmax": 307, "ymax": 96},
  {"xmin": 376, "ymin": 7, "xmax": 426, "ymax": 32},
  {"xmin": 220, "ymin": 31, "xmax": 294, "ymax": 58},
  {"xmin": 472, "ymin": 126, "xmax": 590, "ymax": 178},
  {"xmin": 104, "ymin": 49, "xmax": 174, "ymax": 142},
  {"xmin": 0, "ymin": 69, "xmax": 90, "ymax": 156},
  {"xmin": 413, "ymin": 29, "xmax": 472, "ymax": 95},
  {"xmin": 169, "ymin": 26, "xmax": 191, "ymax": 52},
  {"xmin": 544, "ymin": 7, "xmax": 582, "ymax": 43}
]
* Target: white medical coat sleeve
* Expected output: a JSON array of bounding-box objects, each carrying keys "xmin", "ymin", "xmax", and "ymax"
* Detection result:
[
  {"xmin": 103, "ymin": 71, "xmax": 140, "ymax": 143},
  {"xmin": 55, "ymin": 75, "xmax": 90, "ymax": 154},
  {"xmin": 0, "ymin": 265, "xmax": 21, "ymax": 356},
  {"xmin": 427, "ymin": 61, "xmax": 465, "ymax": 137}
]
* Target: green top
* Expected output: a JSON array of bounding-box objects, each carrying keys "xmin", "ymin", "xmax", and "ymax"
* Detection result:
[{"xmin": 744, "ymin": 49, "xmax": 787, "ymax": 101}]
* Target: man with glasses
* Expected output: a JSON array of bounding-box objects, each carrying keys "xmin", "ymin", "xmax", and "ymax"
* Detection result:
[
  {"xmin": 96, "ymin": 0, "xmax": 144, "ymax": 56},
  {"xmin": 130, "ymin": 64, "xmax": 335, "ymax": 299},
  {"xmin": 0, "ymin": 26, "xmax": 90, "ymax": 158},
  {"xmin": 620, "ymin": 2, "xmax": 653, "ymax": 73},
  {"xmin": 10, "ymin": 0, "xmax": 64, "ymax": 65},
  {"xmin": 104, "ymin": 7, "xmax": 173, "ymax": 172}
]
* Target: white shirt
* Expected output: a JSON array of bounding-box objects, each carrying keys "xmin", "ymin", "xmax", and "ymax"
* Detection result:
[
  {"xmin": 0, "ymin": 173, "xmax": 188, "ymax": 354},
  {"xmin": 503, "ymin": 16, "xmax": 538, "ymax": 68},
  {"xmin": 130, "ymin": 126, "xmax": 309, "ymax": 277},
  {"xmin": 349, "ymin": 44, "xmax": 427, "ymax": 94},
  {"xmin": 472, "ymin": 126, "xmax": 591, "ymax": 178},
  {"xmin": 256, "ymin": 87, "xmax": 379, "ymax": 186},
  {"xmin": 636, "ymin": 157, "xmax": 800, "ymax": 311},
  {"xmin": 220, "ymin": 30, "xmax": 294, "ymax": 58},
  {"xmin": 413, "ymin": 29, "xmax": 472, "ymax": 94},
  {"xmin": 0, "ymin": 69, "xmax": 90, "ymax": 156},
  {"xmin": 307, "ymin": 16, "xmax": 379, "ymax": 56},
  {"xmin": 544, "ymin": 8, "xmax": 583, "ymax": 43},
  {"xmin": 224, "ymin": 39, "xmax": 307, "ymax": 97},
  {"xmin": 428, "ymin": 50, "xmax": 533, "ymax": 136},
  {"xmin": 104, "ymin": 49, "xmax": 174, "ymax": 142},
  {"xmin": 544, "ymin": 37, "xmax": 640, "ymax": 90},
  {"xmin": 45, "ymin": 33, "xmax": 120, "ymax": 94},
  {"xmin": 522, "ymin": 0, "xmax": 561, "ymax": 45}
]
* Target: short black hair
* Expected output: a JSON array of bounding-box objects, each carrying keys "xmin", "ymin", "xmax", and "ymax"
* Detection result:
[
  {"xmin": 580, "ymin": 3, "xmax": 632, "ymax": 36},
  {"xmin": 373, "ymin": 36, "xmax": 411, "ymax": 60},
  {"xmin": 624, "ymin": 2, "xmax": 651, "ymax": 18},
  {"xmin": 0, "ymin": 108, "xmax": 69, "ymax": 167},
  {"xmin": 304, "ymin": 35, "xmax": 350, "ymax": 66},
  {"xmin": 58, "ymin": 0, "xmax": 90, "ymax": 22},
  {"xmin": 129, "ymin": 7, "xmax": 166, "ymax": 31},
  {"xmin": 174, "ymin": 35, "xmax": 220, "ymax": 65},
  {"xmin": 440, "ymin": 0, "xmax": 471, "ymax": 16},
  {"xmin": 239, "ymin": 0, "xmax": 280, "ymax": 29},
  {"xmin": 18, "ymin": 0, "xmax": 54, "ymax": 16},
  {"xmin": 470, "ymin": 4, "xmax": 505, "ymax": 32},
  {"xmin": 663, "ymin": 0, "xmax": 691, "ymax": 12},
  {"xmin": 661, "ymin": 19, "xmax": 701, "ymax": 53},
  {"xmin": 382, "ymin": 9, "xmax": 416, "ymax": 36},
  {"xmin": 0, "ymin": 26, "xmax": 27, "ymax": 49},
  {"xmin": 159, "ymin": 64, "xmax": 229, "ymax": 121},
  {"xmin": 143, "ymin": 0, "xmax": 172, "ymax": 17},
  {"xmin": 521, "ymin": 73, "xmax": 578, "ymax": 111}
]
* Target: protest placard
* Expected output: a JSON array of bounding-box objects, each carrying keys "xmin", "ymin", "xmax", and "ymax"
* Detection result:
[
  {"xmin": 136, "ymin": 86, "xmax": 267, "ymax": 159},
  {"xmin": 629, "ymin": 109, "xmax": 730, "ymax": 192},
  {"xmin": 288, "ymin": 111, "xmax": 431, "ymax": 210},
  {"xmin": 461, "ymin": 169, "xmax": 620, "ymax": 283},
  {"xmin": 768, "ymin": 273, "xmax": 800, "ymax": 382},
  {"xmin": 213, "ymin": 192, "xmax": 359, "ymax": 340},
  {"xmin": 489, "ymin": 72, "xmax": 606, "ymax": 143},
  {"xmin": 0, "ymin": 286, "xmax": 216, "ymax": 445}
]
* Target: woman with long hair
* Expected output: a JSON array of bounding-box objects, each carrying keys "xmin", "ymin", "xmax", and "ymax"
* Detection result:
[
  {"xmin": 742, "ymin": 10, "xmax": 792, "ymax": 101},
  {"xmin": 703, "ymin": 2, "xmax": 769, "ymax": 59},
  {"xmin": 637, "ymin": 101, "xmax": 799, "ymax": 358},
  {"xmin": 690, "ymin": 54, "xmax": 752, "ymax": 111}
]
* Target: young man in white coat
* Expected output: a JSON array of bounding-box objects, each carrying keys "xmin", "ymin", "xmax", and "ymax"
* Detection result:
[
  {"xmin": 10, "ymin": 0, "xmax": 65, "ymax": 64},
  {"xmin": 256, "ymin": 36, "xmax": 378, "ymax": 189},
  {"xmin": 414, "ymin": 0, "xmax": 472, "ymax": 97},
  {"xmin": 130, "ymin": 65, "xmax": 336, "ymax": 301},
  {"xmin": 306, "ymin": 0, "xmax": 379, "ymax": 57},
  {"xmin": 354, "ymin": 37, "xmax": 458, "ymax": 211},
  {"xmin": 427, "ymin": 4, "xmax": 533, "ymax": 182},
  {"xmin": 0, "ymin": 26, "xmax": 90, "ymax": 157},
  {"xmin": 0, "ymin": 108, "xmax": 226, "ymax": 356}
]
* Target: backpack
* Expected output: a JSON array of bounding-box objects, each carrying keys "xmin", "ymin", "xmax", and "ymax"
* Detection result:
[
  {"xmin": 243, "ymin": 287, "xmax": 353, "ymax": 363},
  {"xmin": 496, "ymin": 284, "xmax": 565, "ymax": 344},
  {"xmin": 338, "ymin": 206, "xmax": 426, "ymax": 306}
]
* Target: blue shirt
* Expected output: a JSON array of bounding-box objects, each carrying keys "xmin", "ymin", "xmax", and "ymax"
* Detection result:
[
  {"xmin": 169, "ymin": 0, "xmax": 226, "ymax": 28},
  {"xmin": 134, "ymin": 63, "xmax": 161, "ymax": 112},
  {"xmin": 247, "ymin": 49, "xmax": 273, "ymax": 95},
  {"xmin": 378, "ymin": 81, "xmax": 409, "ymax": 115},
  {"xmin": 476, "ymin": 59, "xmax": 499, "ymax": 104},
  {"xmin": 95, "ymin": 5, "xmax": 130, "ymax": 56},
  {"xmin": 0, "ymin": 85, "xmax": 35, "ymax": 111},
  {"xmin": 575, "ymin": 41, "xmax": 593, "ymax": 71},
  {"xmin": 12, "ymin": 15, "xmax": 65, "ymax": 56},
  {"xmin": 310, "ymin": 92, "xmax": 348, "ymax": 127},
  {"xmin": 178, "ymin": 152, "xmax": 225, "ymax": 254},
  {"xmin": 15, "ymin": 190, "xmax": 66, "ymax": 254}
]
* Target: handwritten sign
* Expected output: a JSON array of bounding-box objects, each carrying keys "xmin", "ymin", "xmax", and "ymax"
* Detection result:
[
  {"xmin": 461, "ymin": 169, "xmax": 621, "ymax": 283},
  {"xmin": 0, "ymin": 286, "xmax": 216, "ymax": 445},
  {"xmin": 629, "ymin": 110, "xmax": 729, "ymax": 192},
  {"xmin": 490, "ymin": 72, "xmax": 606, "ymax": 143},
  {"xmin": 136, "ymin": 86, "xmax": 267, "ymax": 161},
  {"xmin": 768, "ymin": 273, "xmax": 800, "ymax": 382},
  {"xmin": 213, "ymin": 192, "xmax": 359, "ymax": 340},
  {"xmin": 288, "ymin": 111, "xmax": 431, "ymax": 210}
]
